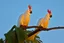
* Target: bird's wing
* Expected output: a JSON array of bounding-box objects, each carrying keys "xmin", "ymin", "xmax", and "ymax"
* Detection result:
[
  {"xmin": 37, "ymin": 18, "xmax": 44, "ymax": 26},
  {"xmin": 17, "ymin": 14, "xmax": 25, "ymax": 27}
]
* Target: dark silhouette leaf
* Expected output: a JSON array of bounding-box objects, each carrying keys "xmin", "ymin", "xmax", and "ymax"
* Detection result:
[
  {"xmin": 4, "ymin": 25, "xmax": 18, "ymax": 43},
  {"xmin": 0, "ymin": 38, "xmax": 4, "ymax": 43},
  {"xmin": 15, "ymin": 27, "xmax": 27, "ymax": 43}
]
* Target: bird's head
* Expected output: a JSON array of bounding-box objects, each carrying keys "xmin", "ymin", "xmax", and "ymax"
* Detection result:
[
  {"xmin": 28, "ymin": 5, "xmax": 32, "ymax": 14},
  {"xmin": 47, "ymin": 9, "xmax": 52, "ymax": 18}
]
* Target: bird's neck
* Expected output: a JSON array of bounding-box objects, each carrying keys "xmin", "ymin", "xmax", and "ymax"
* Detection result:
[
  {"xmin": 24, "ymin": 10, "xmax": 31, "ymax": 16},
  {"xmin": 44, "ymin": 14, "xmax": 50, "ymax": 21}
]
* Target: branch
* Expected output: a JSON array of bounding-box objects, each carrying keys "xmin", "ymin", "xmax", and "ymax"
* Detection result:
[
  {"xmin": 10, "ymin": 25, "xmax": 64, "ymax": 39},
  {"xmin": 27, "ymin": 26, "xmax": 64, "ymax": 37}
]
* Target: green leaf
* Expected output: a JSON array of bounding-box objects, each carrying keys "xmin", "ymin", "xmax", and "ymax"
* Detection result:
[
  {"xmin": 0, "ymin": 38, "xmax": 4, "ymax": 43},
  {"xmin": 5, "ymin": 31, "xmax": 18, "ymax": 43},
  {"xmin": 36, "ymin": 35, "xmax": 40, "ymax": 39},
  {"xmin": 4, "ymin": 25, "xmax": 18, "ymax": 43},
  {"xmin": 15, "ymin": 27, "xmax": 27, "ymax": 43},
  {"xmin": 35, "ymin": 38, "xmax": 43, "ymax": 43},
  {"xmin": 25, "ymin": 30, "xmax": 32, "ymax": 35}
]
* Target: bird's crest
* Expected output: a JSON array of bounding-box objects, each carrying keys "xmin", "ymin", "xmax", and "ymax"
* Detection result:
[
  {"xmin": 47, "ymin": 9, "xmax": 51, "ymax": 14},
  {"xmin": 28, "ymin": 5, "xmax": 32, "ymax": 9}
]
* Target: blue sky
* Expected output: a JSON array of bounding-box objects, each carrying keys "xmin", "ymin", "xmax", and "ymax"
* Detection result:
[{"xmin": 0, "ymin": 0, "xmax": 64, "ymax": 43}]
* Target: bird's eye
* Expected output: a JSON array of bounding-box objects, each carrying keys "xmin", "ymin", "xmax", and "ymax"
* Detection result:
[
  {"xmin": 30, "ymin": 11, "xmax": 32, "ymax": 14},
  {"xmin": 50, "ymin": 15, "xmax": 52, "ymax": 18}
]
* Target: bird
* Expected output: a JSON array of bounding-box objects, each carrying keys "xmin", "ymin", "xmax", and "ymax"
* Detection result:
[
  {"xmin": 27, "ymin": 9, "xmax": 52, "ymax": 41},
  {"xmin": 37, "ymin": 9, "xmax": 52, "ymax": 28},
  {"xmin": 18, "ymin": 5, "xmax": 32, "ymax": 30}
]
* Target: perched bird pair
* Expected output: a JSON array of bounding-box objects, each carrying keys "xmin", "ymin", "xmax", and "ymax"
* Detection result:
[{"xmin": 18, "ymin": 5, "xmax": 52, "ymax": 41}]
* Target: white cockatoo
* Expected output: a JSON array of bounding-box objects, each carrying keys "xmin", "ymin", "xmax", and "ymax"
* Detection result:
[
  {"xmin": 37, "ymin": 9, "xmax": 52, "ymax": 28},
  {"xmin": 18, "ymin": 5, "xmax": 32, "ymax": 30},
  {"xmin": 27, "ymin": 9, "xmax": 52, "ymax": 41}
]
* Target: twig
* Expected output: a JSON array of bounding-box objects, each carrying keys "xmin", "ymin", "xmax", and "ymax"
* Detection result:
[{"xmin": 27, "ymin": 26, "xmax": 64, "ymax": 37}]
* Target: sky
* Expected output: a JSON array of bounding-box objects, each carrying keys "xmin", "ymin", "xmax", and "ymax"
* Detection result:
[{"xmin": 0, "ymin": 0, "xmax": 64, "ymax": 43}]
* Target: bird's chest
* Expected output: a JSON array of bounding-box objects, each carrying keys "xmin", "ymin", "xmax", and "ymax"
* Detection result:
[
  {"xmin": 24, "ymin": 15, "xmax": 30, "ymax": 24},
  {"xmin": 43, "ymin": 20, "xmax": 49, "ymax": 28}
]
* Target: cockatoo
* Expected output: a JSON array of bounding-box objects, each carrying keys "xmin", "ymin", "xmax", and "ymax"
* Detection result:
[
  {"xmin": 27, "ymin": 9, "xmax": 52, "ymax": 41},
  {"xmin": 18, "ymin": 5, "xmax": 32, "ymax": 30},
  {"xmin": 37, "ymin": 9, "xmax": 52, "ymax": 28}
]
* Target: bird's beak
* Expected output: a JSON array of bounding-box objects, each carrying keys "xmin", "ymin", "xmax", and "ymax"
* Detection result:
[
  {"xmin": 50, "ymin": 15, "xmax": 52, "ymax": 18},
  {"xmin": 30, "ymin": 11, "xmax": 32, "ymax": 14}
]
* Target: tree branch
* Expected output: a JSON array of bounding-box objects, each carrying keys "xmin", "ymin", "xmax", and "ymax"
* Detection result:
[
  {"xmin": 27, "ymin": 26, "xmax": 64, "ymax": 37},
  {"xmin": 11, "ymin": 25, "xmax": 64, "ymax": 39}
]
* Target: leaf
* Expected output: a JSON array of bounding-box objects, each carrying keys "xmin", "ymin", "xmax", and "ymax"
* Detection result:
[
  {"xmin": 25, "ymin": 30, "xmax": 32, "ymax": 35},
  {"xmin": 15, "ymin": 27, "xmax": 27, "ymax": 43},
  {"xmin": 36, "ymin": 35, "xmax": 40, "ymax": 39},
  {"xmin": 5, "ymin": 31, "xmax": 18, "ymax": 43},
  {"xmin": 35, "ymin": 38, "xmax": 43, "ymax": 43},
  {"xmin": 4, "ymin": 25, "xmax": 18, "ymax": 43},
  {"xmin": 0, "ymin": 38, "xmax": 4, "ymax": 43}
]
